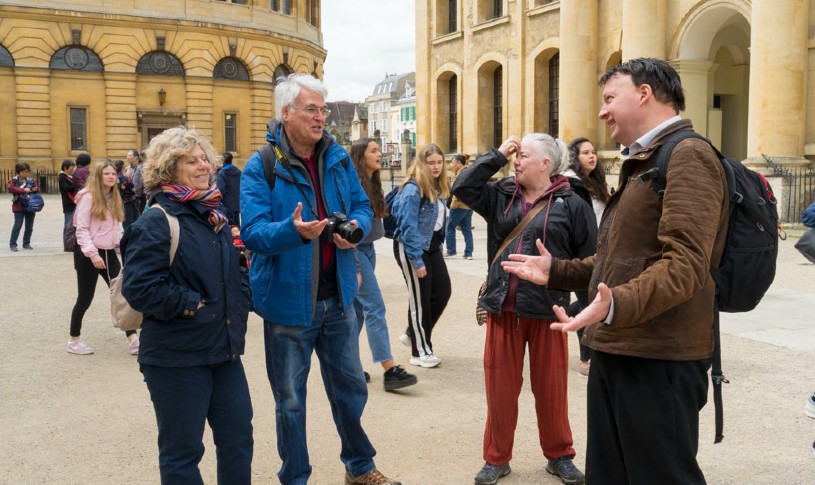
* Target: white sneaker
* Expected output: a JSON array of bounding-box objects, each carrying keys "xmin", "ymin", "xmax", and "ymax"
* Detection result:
[
  {"xmin": 409, "ymin": 354, "xmax": 441, "ymax": 368},
  {"xmin": 128, "ymin": 336, "xmax": 140, "ymax": 355},
  {"xmin": 67, "ymin": 340, "xmax": 94, "ymax": 355},
  {"xmin": 805, "ymin": 394, "xmax": 815, "ymax": 419},
  {"xmin": 398, "ymin": 334, "xmax": 411, "ymax": 347}
]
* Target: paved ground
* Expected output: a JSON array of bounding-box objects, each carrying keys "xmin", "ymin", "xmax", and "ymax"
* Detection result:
[{"xmin": 1, "ymin": 194, "xmax": 814, "ymax": 484}]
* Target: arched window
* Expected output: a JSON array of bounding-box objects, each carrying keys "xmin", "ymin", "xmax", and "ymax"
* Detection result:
[
  {"xmin": 273, "ymin": 64, "xmax": 292, "ymax": 84},
  {"xmin": 136, "ymin": 51, "xmax": 184, "ymax": 77},
  {"xmin": 50, "ymin": 46, "xmax": 103, "ymax": 72},
  {"xmin": 548, "ymin": 53, "xmax": 559, "ymax": 137},
  {"xmin": 213, "ymin": 57, "xmax": 250, "ymax": 81},
  {"xmin": 0, "ymin": 45, "xmax": 13, "ymax": 67},
  {"xmin": 449, "ymin": 75, "xmax": 458, "ymax": 152}
]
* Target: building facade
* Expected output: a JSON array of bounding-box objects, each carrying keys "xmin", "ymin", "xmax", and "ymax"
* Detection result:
[
  {"xmin": 0, "ymin": 0, "xmax": 324, "ymax": 172},
  {"xmin": 416, "ymin": 0, "xmax": 814, "ymax": 171}
]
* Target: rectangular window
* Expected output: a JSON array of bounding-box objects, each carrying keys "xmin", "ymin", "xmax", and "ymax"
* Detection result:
[
  {"xmin": 448, "ymin": 0, "xmax": 457, "ymax": 33},
  {"xmin": 224, "ymin": 113, "xmax": 237, "ymax": 153},
  {"xmin": 382, "ymin": 119, "xmax": 388, "ymax": 131},
  {"xmin": 548, "ymin": 53, "xmax": 560, "ymax": 137},
  {"xmin": 70, "ymin": 107, "xmax": 87, "ymax": 151},
  {"xmin": 449, "ymin": 76, "xmax": 457, "ymax": 152},
  {"xmin": 493, "ymin": 0, "xmax": 503, "ymax": 18},
  {"xmin": 271, "ymin": 0, "xmax": 291, "ymax": 14}
]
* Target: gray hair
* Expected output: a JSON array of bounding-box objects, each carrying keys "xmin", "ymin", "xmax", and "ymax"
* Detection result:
[
  {"xmin": 522, "ymin": 133, "xmax": 569, "ymax": 175},
  {"xmin": 274, "ymin": 73, "xmax": 329, "ymax": 121}
]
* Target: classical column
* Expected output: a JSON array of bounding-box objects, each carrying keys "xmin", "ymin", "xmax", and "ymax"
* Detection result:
[
  {"xmin": 415, "ymin": 0, "xmax": 431, "ymax": 148},
  {"xmin": 746, "ymin": 0, "xmax": 809, "ymax": 167},
  {"xmin": 621, "ymin": 0, "xmax": 666, "ymax": 60},
  {"xmin": 104, "ymin": 71, "xmax": 138, "ymax": 158},
  {"xmin": 14, "ymin": 67, "xmax": 51, "ymax": 165},
  {"xmin": 670, "ymin": 60, "xmax": 715, "ymax": 141},
  {"xmin": 251, "ymin": 80, "xmax": 274, "ymax": 149},
  {"xmin": 185, "ymin": 76, "xmax": 214, "ymax": 140},
  {"xmin": 559, "ymin": 0, "xmax": 598, "ymax": 142}
]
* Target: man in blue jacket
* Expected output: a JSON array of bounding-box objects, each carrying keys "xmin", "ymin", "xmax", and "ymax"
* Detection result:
[{"xmin": 241, "ymin": 74, "xmax": 400, "ymax": 485}]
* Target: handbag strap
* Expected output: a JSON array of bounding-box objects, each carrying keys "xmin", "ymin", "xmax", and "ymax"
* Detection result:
[{"xmin": 489, "ymin": 192, "xmax": 552, "ymax": 267}]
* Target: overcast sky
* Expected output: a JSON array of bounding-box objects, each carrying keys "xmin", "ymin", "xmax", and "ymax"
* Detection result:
[{"xmin": 321, "ymin": 1, "xmax": 416, "ymax": 103}]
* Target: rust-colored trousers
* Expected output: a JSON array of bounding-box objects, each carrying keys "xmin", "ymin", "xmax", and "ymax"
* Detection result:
[{"xmin": 482, "ymin": 311, "xmax": 576, "ymax": 465}]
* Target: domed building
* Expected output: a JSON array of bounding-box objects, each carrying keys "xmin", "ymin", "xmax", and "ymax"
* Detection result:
[{"xmin": 0, "ymin": 0, "xmax": 324, "ymax": 171}]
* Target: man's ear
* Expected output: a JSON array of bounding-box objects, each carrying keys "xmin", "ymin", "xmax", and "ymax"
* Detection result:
[{"xmin": 639, "ymin": 83, "xmax": 652, "ymax": 105}]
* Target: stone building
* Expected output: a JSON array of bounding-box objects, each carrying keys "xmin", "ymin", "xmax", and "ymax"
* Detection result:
[
  {"xmin": 0, "ymin": 0, "xmax": 325, "ymax": 172},
  {"xmin": 325, "ymin": 101, "xmax": 358, "ymax": 148},
  {"xmin": 416, "ymin": 0, "xmax": 814, "ymax": 171},
  {"xmin": 365, "ymin": 72, "xmax": 415, "ymax": 150}
]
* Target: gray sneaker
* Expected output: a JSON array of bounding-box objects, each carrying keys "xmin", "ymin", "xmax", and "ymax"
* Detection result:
[
  {"xmin": 474, "ymin": 462, "xmax": 510, "ymax": 485},
  {"xmin": 546, "ymin": 457, "xmax": 585, "ymax": 484}
]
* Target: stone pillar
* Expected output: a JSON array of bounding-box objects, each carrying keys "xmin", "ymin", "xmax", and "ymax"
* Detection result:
[
  {"xmin": 104, "ymin": 72, "xmax": 138, "ymax": 157},
  {"xmin": 746, "ymin": 0, "xmax": 809, "ymax": 167},
  {"xmin": 185, "ymin": 76, "xmax": 214, "ymax": 139},
  {"xmin": 251, "ymin": 81, "xmax": 273, "ymax": 149},
  {"xmin": 621, "ymin": 0, "xmax": 666, "ymax": 60},
  {"xmin": 559, "ymin": 0, "xmax": 598, "ymax": 142},
  {"xmin": 415, "ymin": 0, "xmax": 431, "ymax": 148},
  {"xmin": 670, "ymin": 60, "xmax": 714, "ymax": 139},
  {"xmin": 14, "ymin": 67, "xmax": 51, "ymax": 165}
]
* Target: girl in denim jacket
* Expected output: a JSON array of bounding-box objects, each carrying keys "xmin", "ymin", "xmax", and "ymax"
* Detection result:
[{"xmin": 391, "ymin": 143, "xmax": 452, "ymax": 368}]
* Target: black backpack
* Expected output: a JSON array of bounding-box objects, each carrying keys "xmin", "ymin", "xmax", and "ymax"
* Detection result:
[
  {"xmin": 649, "ymin": 129, "xmax": 780, "ymax": 443},
  {"xmin": 382, "ymin": 186, "xmax": 400, "ymax": 239}
]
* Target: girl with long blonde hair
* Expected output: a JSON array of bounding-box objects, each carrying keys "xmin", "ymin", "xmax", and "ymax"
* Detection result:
[
  {"xmin": 68, "ymin": 160, "xmax": 137, "ymax": 355},
  {"xmin": 391, "ymin": 143, "xmax": 452, "ymax": 368}
]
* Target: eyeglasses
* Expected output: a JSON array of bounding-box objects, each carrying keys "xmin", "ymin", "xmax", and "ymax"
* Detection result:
[{"xmin": 296, "ymin": 105, "xmax": 331, "ymax": 117}]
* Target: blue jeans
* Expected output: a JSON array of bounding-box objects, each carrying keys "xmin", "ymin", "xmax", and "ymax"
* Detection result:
[
  {"xmin": 264, "ymin": 297, "xmax": 376, "ymax": 485},
  {"xmin": 445, "ymin": 208, "xmax": 473, "ymax": 256},
  {"xmin": 63, "ymin": 209, "xmax": 74, "ymax": 228},
  {"xmin": 140, "ymin": 360, "xmax": 254, "ymax": 485},
  {"xmin": 353, "ymin": 243, "xmax": 393, "ymax": 364},
  {"xmin": 10, "ymin": 211, "xmax": 35, "ymax": 248}
]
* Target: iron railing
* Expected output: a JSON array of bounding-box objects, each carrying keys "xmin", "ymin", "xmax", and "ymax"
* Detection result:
[
  {"xmin": 765, "ymin": 155, "xmax": 815, "ymax": 223},
  {"xmin": 1, "ymin": 169, "xmax": 61, "ymax": 195}
]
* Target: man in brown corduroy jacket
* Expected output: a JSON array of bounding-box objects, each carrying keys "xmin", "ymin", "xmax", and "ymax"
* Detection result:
[{"xmin": 503, "ymin": 58, "xmax": 728, "ymax": 485}]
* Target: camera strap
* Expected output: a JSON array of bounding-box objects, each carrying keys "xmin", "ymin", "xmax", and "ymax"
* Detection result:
[{"xmin": 269, "ymin": 142, "xmax": 319, "ymax": 218}]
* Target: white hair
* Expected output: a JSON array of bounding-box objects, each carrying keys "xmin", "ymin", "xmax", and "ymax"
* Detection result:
[
  {"xmin": 522, "ymin": 133, "xmax": 569, "ymax": 175},
  {"xmin": 274, "ymin": 73, "xmax": 329, "ymax": 121}
]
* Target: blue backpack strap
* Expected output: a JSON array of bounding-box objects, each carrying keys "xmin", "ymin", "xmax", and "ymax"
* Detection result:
[{"xmin": 258, "ymin": 144, "xmax": 277, "ymax": 191}]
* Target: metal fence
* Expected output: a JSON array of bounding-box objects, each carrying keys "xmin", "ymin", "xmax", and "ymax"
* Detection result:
[
  {"xmin": 1, "ymin": 169, "xmax": 61, "ymax": 195},
  {"xmin": 767, "ymin": 159, "xmax": 815, "ymax": 223}
]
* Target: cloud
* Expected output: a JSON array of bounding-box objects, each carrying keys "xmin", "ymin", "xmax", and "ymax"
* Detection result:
[{"xmin": 322, "ymin": 0, "xmax": 416, "ymax": 102}]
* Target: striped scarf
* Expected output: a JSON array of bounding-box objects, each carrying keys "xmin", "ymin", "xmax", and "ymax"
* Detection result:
[{"xmin": 160, "ymin": 183, "xmax": 227, "ymax": 233}]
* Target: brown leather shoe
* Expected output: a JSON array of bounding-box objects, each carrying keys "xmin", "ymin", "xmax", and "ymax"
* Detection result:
[{"xmin": 344, "ymin": 469, "xmax": 401, "ymax": 485}]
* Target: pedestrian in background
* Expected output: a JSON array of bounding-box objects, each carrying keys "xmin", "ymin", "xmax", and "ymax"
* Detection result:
[
  {"xmin": 59, "ymin": 159, "xmax": 77, "ymax": 230},
  {"xmin": 392, "ymin": 143, "xmax": 452, "ymax": 369},
  {"xmin": 130, "ymin": 149, "xmax": 147, "ymax": 213},
  {"xmin": 215, "ymin": 151, "xmax": 242, "ymax": 226},
  {"xmin": 114, "ymin": 159, "xmax": 139, "ymax": 233},
  {"xmin": 563, "ymin": 137, "xmax": 610, "ymax": 377},
  {"xmin": 68, "ymin": 160, "xmax": 138, "ymax": 355},
  {"xmin": 445, "ymin": 154, "xmax": 474, "ymax": 260},
  {"xmin": 73, "ymin": 153, "xmax": 91, "ymax": 190},
  {"xmin": 7, "ymin": 162, "xmax": 40, "ymax": 252},
  {"xmin": 350, "ymin": 137, "xmax": 417, "ymax": 391},
  {"xmin": 455, "ymin": 134, "xmax": 594, "ymax": 485},
  {"xmin": 122, "ymin": 127, "xmax": 252, "ymax": 484}
]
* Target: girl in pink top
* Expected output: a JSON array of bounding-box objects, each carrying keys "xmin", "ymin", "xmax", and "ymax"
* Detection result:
[{"xmin": 68, "ymin": 160, "xmax": 138, "ymax": 355}]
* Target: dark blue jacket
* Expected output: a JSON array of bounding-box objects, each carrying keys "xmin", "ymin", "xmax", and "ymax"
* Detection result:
[
  {"xmin": 216, "ymin": 164, "xmax": 242, "ymax": 219},
  {"xmin": 802, "ymin": 200, "xmax": 815, "ymax": 228},
  {"xmin": 122, "ymin": 194, "xmax": 250, "ymax": 367}
]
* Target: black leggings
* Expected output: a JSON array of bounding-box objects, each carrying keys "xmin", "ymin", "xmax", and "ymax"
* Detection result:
[
  {"xmin": 394, "ymin": 230, "xmax": 451, "ymax": 357},
  {"xmin": 70, "ymin": 248, "xmax": 135, "ymax": 338}
]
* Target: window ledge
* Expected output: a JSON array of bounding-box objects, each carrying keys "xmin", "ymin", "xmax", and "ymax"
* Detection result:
[
  {"xmin": 432, "ymin": 30, "xmax": 463, "ymax": 46},
  {"xmin": 472, "ymin": 15, "xmax": 510, "ymax": 33},
  {"xmin": 527, "ymin": 1, "xmax": 560, "ymax": 18}
]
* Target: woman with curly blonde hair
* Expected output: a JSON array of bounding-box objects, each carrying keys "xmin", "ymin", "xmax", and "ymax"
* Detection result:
[
  {"xmin": 122, "ymin": 126, "xmax": 253, "ymax": 483},
  {"xmin": 68, "ymin": 160, "xmax": 135, "ymax": 355},
  {"xmin": 391, "ymin": 143, "xmax": 452, "ymax": 368}
]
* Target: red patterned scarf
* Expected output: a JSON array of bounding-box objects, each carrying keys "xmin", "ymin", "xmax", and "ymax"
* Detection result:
[{"xmin": 160, "ymin": 183, "xmax": 227, "ymax": 233}]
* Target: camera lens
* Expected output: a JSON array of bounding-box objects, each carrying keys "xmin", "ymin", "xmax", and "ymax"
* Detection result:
[{"xmin": 337, "ymin": 222, "xmax": 363, "ymax": 244}]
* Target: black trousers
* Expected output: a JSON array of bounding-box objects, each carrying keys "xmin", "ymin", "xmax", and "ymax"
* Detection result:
[
  {"xmin": 393, "ymin": 231, "xmax": 451, "ymax": 358},
  {"xmin": 70, "ymin": 248, "xmax": 135, "ymax": 338},
  {"xmin": 585, "ymin": 350, "xmax": 710, "ymax": 485}
]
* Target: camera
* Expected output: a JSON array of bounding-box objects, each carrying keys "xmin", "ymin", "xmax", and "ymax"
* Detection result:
[{"xmin": 323, "ymin": 212, "xmax": 363, "ymax": 244}]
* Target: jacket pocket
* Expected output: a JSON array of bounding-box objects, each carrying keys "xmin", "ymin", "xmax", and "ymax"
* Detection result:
[{"xmin": 605, "ymin": 257, "xmax": 646, "ymax": 286}]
